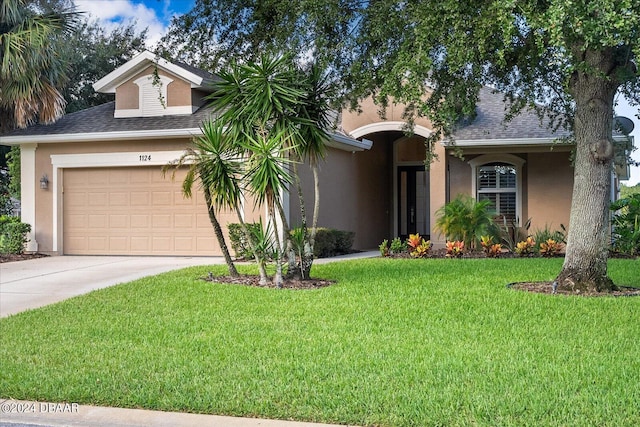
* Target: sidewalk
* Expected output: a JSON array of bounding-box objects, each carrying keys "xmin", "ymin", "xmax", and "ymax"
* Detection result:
[{"xmin": 0, "ymin": 399, "xmax": 352, "ymax": 427}]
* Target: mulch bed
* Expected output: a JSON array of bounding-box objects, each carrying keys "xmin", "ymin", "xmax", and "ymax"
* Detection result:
[
  {"xmin": 0, "ymin": 253, "xmax": 49, "ymax": 263},
  {"xmin": 202, "ymin": 273, "xmax": 335, "ymax": 290},
  {"xmin": 508, "ymin": 282, "xmax": 640, "ymax": 297}
]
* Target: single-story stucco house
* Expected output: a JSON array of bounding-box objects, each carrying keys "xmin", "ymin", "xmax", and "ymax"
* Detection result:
[{"xmin": 0, "ymin": 51, "xmax": 632, "ymax": 256}]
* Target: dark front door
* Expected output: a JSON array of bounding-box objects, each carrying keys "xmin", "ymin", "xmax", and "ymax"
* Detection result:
[{"xmin": 398, "ymin": 166, "xmax": 429, "ymax": 240}]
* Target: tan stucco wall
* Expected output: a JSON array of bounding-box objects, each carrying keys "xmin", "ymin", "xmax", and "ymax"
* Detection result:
[
  {"xmin": 114, "ymin": 66, "xmax": 194, "ymax": 112},
  {"xmin": 527, "ymin": 151, "xmax": 573, "ymax": 233},
  {"xmin": 340, "ymin": 96, "xmax": 436, "ymax": 135},
  {"xmin": 115, "ymin": 80, "xmax": 138, "ymax": 110},
  {"xmin": 290, "ymin": 139, "xmax": 392, "ymax": 250},
  {"xmin": 447, "ymin": 155, "xmax": 472, "ymax": 201}
]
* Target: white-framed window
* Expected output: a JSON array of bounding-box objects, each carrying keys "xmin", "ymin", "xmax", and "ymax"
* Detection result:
[{"xmin": 469, "ymin": 154, "xmax": 525, "ymax": 223}]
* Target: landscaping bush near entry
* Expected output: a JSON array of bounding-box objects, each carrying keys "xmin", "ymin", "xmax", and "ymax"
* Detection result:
[
  {"xmin": 0, "ymin": 215, "xmax": 30, "ymax": 254},
  {"xmin": 228, "ymin": 223, "xmax": 354, "ymax": 259}
]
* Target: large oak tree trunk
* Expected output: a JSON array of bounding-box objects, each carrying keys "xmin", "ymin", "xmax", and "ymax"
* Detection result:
[{"xmin": 556, "ymin": 49, "xmax": 619, "ymax": 293}]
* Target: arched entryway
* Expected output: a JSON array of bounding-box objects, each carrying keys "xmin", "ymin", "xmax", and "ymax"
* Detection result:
[{"xmin": 350, "ymin": 122, "xmax": 434, "ymax": 242}]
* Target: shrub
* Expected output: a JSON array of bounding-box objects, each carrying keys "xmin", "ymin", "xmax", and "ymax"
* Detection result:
[
  {"xmin": 610, "ymin": 194, "xmax": 640, "ymax": 256},
  {"xmin": 413, "ymin": 240, "xmax": 433, "ymax": 258},
  {"xmin": 334, "ymin": 230, "xmax": 355, "ymax": 254},
  {"xmin": 533, "ymin": 224, "xmax": 566, "ymax": 252},
  {"xmin": 311, "ymin": 228, "xmax": 355, "ymax": 258},
  {"xmin": 515, "ymin": 237, "xmax": 536, "ymax": 256},
  {"xmin": 389, "ymin": 237, "xmax": 405, "ymax": 254},
  {"xmin": 0, "ymin": 216, "xmax": 31, "ymax": 254},
  {"xmin": 435, "ymin": 194, "xmax": 498, "ymax": 250},
  {"xmin": 228, "ymin": 223, "xmax": 261, "ymax": 259},
  {"xmin": 407, "ymin": 233, "xmax": 432, "ymax": 258},
  {"xmin": 379, "ymin": 239, "xmax": 390, "ymax": 257},
  {"xmin": 312, "ymin": 228, "xmax": 337, "ymax": 258},
  {"xmin": 480, "ymin": 235, "xmax": 502, "ymax": 257},
  {"xmin": 445, "ymin": 240, "xmax": 464, "ymax": 257},
  {"xmin": 499, "ymin": 217, "xmax": 531, "ymax": 253},
  {"xmin": 539, "ymin": 239, "xmax": 563, "ymax": 257}
]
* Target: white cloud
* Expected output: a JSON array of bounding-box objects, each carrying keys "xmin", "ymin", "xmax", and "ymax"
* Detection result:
[{"xmin": 74, "ymin": 0, "xmax": 167, "ymax": 47}]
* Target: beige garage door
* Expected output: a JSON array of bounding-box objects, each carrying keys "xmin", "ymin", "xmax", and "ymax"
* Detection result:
[{"xmin": 63, "ymin": 167, "xmax": 235, "ymax": 256}]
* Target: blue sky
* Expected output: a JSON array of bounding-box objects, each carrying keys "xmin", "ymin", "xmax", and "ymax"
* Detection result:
[
  {"xmin": 74, "ymin": 1, "xmax": 639, "ymax": 185},
  {"xmin": 74, "ymin": 0, "xmax": 195, "ymax": 45}
]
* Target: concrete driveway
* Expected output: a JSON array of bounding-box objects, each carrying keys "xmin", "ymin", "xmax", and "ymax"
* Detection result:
[{"xmin": 0, "ymin": 256, "xmax": 224, "ymax": 318}]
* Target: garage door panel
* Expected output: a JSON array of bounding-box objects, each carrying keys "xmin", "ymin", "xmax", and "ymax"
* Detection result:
[
  {"xmin": 88, "ymin": 171, "xmax": 108, "ymax": 185},
  {"xmin": 174, "ymin": 193, "xmax": 194, "ymax": 206},
  {"xmin": 109, "ymin": 192, "xmax": 129, "ymax": 206},
  {"xmin": 131, "ymin": 237, "xmax": 150, "ymax": 251},
  {"xmin": 131, "ymin": 214, "xmax": 150, "ymax": 228},
  {"xmin": 88, "ymin": 193, "xmax": 107, "ymax": 206},
  {"xmin": 66, "ymin": 193, "xmax": 87, "ymax": 207},
  {"xmin": 67, "ymin": 214, "xmax": 87, "ymax": 228},
  {"xmin": 109, "ymin": 237, "xmax": 128, "ymax": 251},
  {"xmin": 64, "ymin": 167, "xmax": 225, "ymax": 256},
  {"xmin": 88, "ymin": 236, "xmax": 108, "ymax": 251},
  {"xmin": 152, "ymin": 191, "xmax": 172, "ymax": 206},
  {"xmin": 174, "ymin": 214, "xmax": 194, "ymax": 228},
  {"xmin": 152, "ymin": 236, "xmax": 172, "ymax": 251},
  {"xmin": 88, "ymin": 214, "xmax": 107, "ymax": 228},
  {"xmin": 131, "ymin": 192, "xmax": 150, "ymax": 206},
  {"xmin": 109, "ymin": 214, "xmax": 129, "ymax": 228},
  {"xmin": 175, "ymin": 237, "xmax": 195, "ymax": 251}
]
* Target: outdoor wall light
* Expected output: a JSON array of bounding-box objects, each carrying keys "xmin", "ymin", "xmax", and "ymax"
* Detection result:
[{"xmin": 40, "ymin": 174, "xmax": 49, "ymax": 190}]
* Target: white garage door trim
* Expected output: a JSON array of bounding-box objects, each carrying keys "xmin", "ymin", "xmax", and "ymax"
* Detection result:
[{"xmin": 51, "ymin": 151, "xmax": 188, "ymax": 252}]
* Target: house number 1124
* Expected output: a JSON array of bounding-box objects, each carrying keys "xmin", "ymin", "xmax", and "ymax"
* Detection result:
[{"xmin": 139, "ymin": 155, "xmax": 152, "ymax": 162}]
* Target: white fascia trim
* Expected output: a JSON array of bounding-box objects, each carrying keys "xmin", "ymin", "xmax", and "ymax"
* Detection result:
[
  {"xmin": 51, "ymin": 151, "xmax": 188, "ymax": 168},
  {"xmin": 1, "ymin": 128, "xmax": 203, "ymax": 145},
  {"xmin": 448, "ymin": 138, "xmax": 559, "ymax": 147},
  {"xmin": 20, "ymin": 143, "xmax": 38, "ymax": 252},
  {"xmin": 328, "ymin": 133, "xmax": 373, "ymax": 151},
  {"xmin": 93, "ymin": 50, "xmax": 205, "ymax": 93},
  {"xmin": 450, "ymin": 135, "xmax": 629, "ymax": 148},
  {"xmin": 114, "ymin": 106, "xmax": 197, "ymax": 118},
  {"xmin": 350, "ymin": 121, "xmax": 434, "ymax": 139}
]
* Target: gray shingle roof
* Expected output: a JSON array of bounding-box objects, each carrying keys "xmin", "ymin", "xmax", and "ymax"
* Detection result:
[
  {"xmin": 2, "ymin": 87, "xmax": 568, "ymax": 142},
  {"xmin": 1, "ymin": 102, "xmax": 216, "ymax": 137},
  {"xmin": 451, "ymin": 88, "xmax": 569, "ymax": 140}
]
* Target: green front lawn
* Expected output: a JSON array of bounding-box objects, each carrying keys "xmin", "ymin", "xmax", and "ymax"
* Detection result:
[{"xmin": 1, "ymin": 258, "xmax": 639, "ymax": 426}]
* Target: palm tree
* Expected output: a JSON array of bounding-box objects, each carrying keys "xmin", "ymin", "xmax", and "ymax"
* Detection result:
[
  {"xmin": 162, "ymin": 121, "xmax": 242, "ymax": 282},
  {"xmin": 242, "ymin": 129, "xmax": 294, "ymax": 287},
  {"xmin": 435, "ymin": 194, "xmax": 498, "ymax": 250},
  {"xmin": 207, "ymin": 54, "xmax": 307, "ymax": 285},
  {"xmin": 207, "ymin": 54, "xmax": 332, "ymax": 281},
  {"xmin": 0, "ymin": 0, "xmax": 79, "ymax": 132},
  {"xmin": 287, "ymin": 63, "xmax": 333, "ymax": 279}
]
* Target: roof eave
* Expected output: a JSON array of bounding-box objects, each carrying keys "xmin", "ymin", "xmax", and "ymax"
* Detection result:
[
  {"xmin": 93, "ymin": 51, "xmax": 205, "ymax": 94},
  {"xmin": 0, "ymin": 128, "xmax": 203, "ymax": 145},
  {"xmin": 0, "ymin": 129, "xmax": 374, "ymax": 149},
  {"xmin": 327, "ymin": 134, "xmax": 373, "ymax": 151},
  {"xmin": 443, "ymin": 137, "xmax": 563, "ymax": 148}
]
